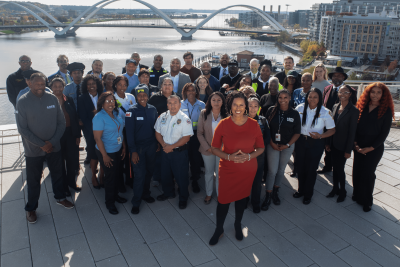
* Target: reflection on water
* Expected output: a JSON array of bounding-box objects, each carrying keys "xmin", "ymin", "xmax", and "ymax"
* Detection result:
[{"xmin": 0, "ymin": 21, "xmax": 299, "ymax": 124}]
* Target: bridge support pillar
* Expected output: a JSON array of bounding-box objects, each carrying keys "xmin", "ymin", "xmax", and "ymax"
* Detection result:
[
  {"xmin": 54, "ymin": 30, "xmax": 77, "ymax": 38},
  {"xmin": 181, "ymin": 35, "xmax": 192, "ymax": 40}
]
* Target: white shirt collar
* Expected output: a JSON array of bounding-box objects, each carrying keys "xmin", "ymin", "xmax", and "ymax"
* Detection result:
[
  {"xmin": 258, "ymin": 76, "xmax": 270, "ymax": 84},
  {"xmin": 333, "ymin": 83, "xmax": 344, "ymax": 91}
]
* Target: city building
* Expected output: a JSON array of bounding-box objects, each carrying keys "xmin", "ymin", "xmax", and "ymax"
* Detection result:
[
  {"xmin": 289, "ymin": 10, "xmax": 311, "ymax": 28},
  {"xmin": 68, "ymin": 10, "xmax": 78, "ymax": 18},
  {"xmin": 238, "ymin": 5, "xmax": 288, "ymax": 28},
  {"xmin": 319, "ymin": 11, "xmax": 400, "ymax": 61},
  {"xmin": 309, "ymin": 0, "xmax": 400, "ymax": 41}
]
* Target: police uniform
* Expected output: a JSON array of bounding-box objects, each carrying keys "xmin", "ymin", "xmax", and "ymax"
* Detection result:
[
  {"xmin": 295, "ymin": 104, "xmax": 335, "ymax": 201},
  {"xmin": 149, "ymin": 66, "xmax": 168, "ymax": 86},
  {"xmin": 180, "ymin": 99, "xmax": 205, "ymax": 187},
  {"xmin": 154, "ymin": 110, "xmax": 193, "ymax": 203},
  {"xmin": 126, "ymin": 85, "xmax": 159, "ymax": 212},
  {"xmin": 63, "ymin": 62, "xmax": 85, "ymax": 109}
]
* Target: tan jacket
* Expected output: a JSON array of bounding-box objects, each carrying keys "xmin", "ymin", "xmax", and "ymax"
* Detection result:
[{"xmin": 197, "ymin": 109, "xmax": 215, "ymax": 156}]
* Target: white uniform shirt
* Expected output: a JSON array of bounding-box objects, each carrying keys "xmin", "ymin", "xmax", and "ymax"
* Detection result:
[
  {"xmin": 90, "ymin": 94, "xmax": 98, "ymax": 109},
  {"xmin": 155, "ymin": 110, "xmax": 194, "ymax": 145},
  {"xmin": 296, "ymin": 104, "xmax": 335, "ymax": 136},
  {"xmin": 114, "ymin": 92, "xmax": 136, "ymax": 119},
  {"xmin": 211, "ymin": 113, "xmax": 221, "ymax": 136}
]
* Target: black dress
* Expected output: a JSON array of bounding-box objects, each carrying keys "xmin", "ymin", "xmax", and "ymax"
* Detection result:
[{"xmin": 352, "ymin": 106, "xmax": 392, "ymax": 207}]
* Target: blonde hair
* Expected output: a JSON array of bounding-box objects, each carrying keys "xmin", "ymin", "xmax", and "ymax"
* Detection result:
[{"xmin": 312, "ymin": 63, "xmax": 328, "ymax": 81}]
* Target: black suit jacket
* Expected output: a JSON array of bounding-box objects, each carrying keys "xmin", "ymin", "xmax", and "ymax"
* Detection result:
[
  {"xmin": 122, "ymin": 63, "xmax": 149, "ymax": 74},
  {"xmin": 64, "ymin": 96, "xmax": 82, "ymax": 138},
  {"xmin": 77, "ymin": 93, "xmax": 96, "ymax": 135},
  {"xmin": 210, "ymin": 66, "xmax": 221, "ymax": 80},
  {"xmin": 327, "ymin": 103, "xmax": 359, "ymax": 154}
]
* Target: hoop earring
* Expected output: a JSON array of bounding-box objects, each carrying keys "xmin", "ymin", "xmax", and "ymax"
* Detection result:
[{"xmin": 230, "ymin": 110, "xmax": 233, "ymax": 115}]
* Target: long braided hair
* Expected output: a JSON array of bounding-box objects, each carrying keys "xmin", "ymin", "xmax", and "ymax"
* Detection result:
[{"xmin": 302, "ymin": 88, "xmax": 323, "ymax": 127}]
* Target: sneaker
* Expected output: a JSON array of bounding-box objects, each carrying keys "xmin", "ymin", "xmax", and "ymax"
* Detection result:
[
  {"xmin": 56, "ymin": 199, "xmax": 75, "ymax": 209},
  {"xmin": 26, "ymin": 211, "xmax": 37, "ymax": 224}
]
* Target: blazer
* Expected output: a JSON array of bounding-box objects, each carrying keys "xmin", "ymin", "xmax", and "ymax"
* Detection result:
[
  {"xmin": 197, "ymin": 109, "xmax": 218, "ymax": 156},
  {"xmin": 158, "ymin": 72, "xmax": 191, "ymax": 97},
  {"xmin": 245, "ymin": 71, "xmax": 260, "ymax": 80},
  {"xmin": 327, "ymin": 103, "xmax": 359, "ymax": 154},
  {"xmin": 77, "ymin": 93, "xmax": 96, "ymax": 135},
  {"xmin": 210, "ymin": 66, "xmax": 222, "ymax": 80},
  {"xmin": 322, "ymin": 84, "xmax": 357, "ymax": 108},
  {"xmin": 64, "ymin": 95, "xmax": 82, "ymax": 138}
]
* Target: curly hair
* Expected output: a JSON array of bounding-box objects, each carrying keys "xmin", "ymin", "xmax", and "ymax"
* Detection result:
[
  {"xmin": 356, "ymin": 82, "xmax": 395, "ymax": 121},
  {"xmin": 204, "ymin": 91, "xmax": 228, "ymax": 120},
  {"xmin": 181, "ymin": 83, "xmax": 199, "ymax": 100},
  {"xmin": 102, "ymin": 71, "xmax": 116, "ymax": 83},
  {"xmin": 81, "ymin": 74, "xmax": 103, "ymax": 96},
  {"xmin": 138, "ymin": 68, "xmax": 150, "ymax": 77},
  {"xmin": 112, "ymin": 75, "xmax": 129, "ymax": 93},
  {"xmin": 226, "ymin": 91, "xmax": 249, "ymax": 115},
  {"xmin": 95, "ymin": 91, "xmax": 119, "ymax": 115},
  {"xmin": 195, "ymin": 75, "xmax": 213, "ymax": 96}
]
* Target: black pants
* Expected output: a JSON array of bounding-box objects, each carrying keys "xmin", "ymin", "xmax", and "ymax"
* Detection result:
[
  {"xmin": 323, "ymin": 149, "xmax": 333, "ymax": 170},
  {"xmin": 131, "ymin": 143, "xmax": 157, "ymax": 207},
  {"xmin": 25, "ymin": 151, "xmax": 66, "ymax": 211},
  {"xmin": 161, "ymin": 149, "xmax": 189, "ymax": 201},
  {"xmin": 96, "ymin": 148, "xmax": 122, "ymax": 209},
  {"xmin": 330, "ymin": 145, "xmax": 348, "ymax": 195},
  {"xmin": 216, "ymin": 197, "xmax": 247, "ymax": 231},
  {"xmin": 117, "ymin": 128, "xmax": 132, "ymax": 189},
  {"xmin": 296, "ymin": 136, "xmax": 325, "ymax": 199},
  {"xmin": 251, "ymin": 154, "xmax": 264, "ymax": 208},
  {"xmin": 188, "ymin": 131, "xmax": 202, "ymax": 181},
  {"xmin": 60, "ymin": 127, "xmax": 79, "ymax": 192},
  {"xmin": 352, "ymin": 144, "xmax": 384, "ymax": 207}
]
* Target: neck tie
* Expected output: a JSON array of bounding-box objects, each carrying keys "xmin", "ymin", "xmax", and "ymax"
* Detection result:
[
  {"xmin": 223, "ymin": 68, "xmax": 227, "ymax": 76},
  {"xmin": 66, "ymin": 74, "xmax": 72, "ymax": 84},
  {"xmin": 77, "ymin": 84, "xmax": 81, "ymax": 96}
]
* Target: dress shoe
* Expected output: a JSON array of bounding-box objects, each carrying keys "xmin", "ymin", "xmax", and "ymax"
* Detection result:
[
  {"xmin": 57, "ymin": 199, "xmax": 75, "ymax": 209},
  {"xmin": 261, "ymin": 192, "xmax": 271, "ymax": 211},
  {"xmin": 65, "ymin": 190, "xmax": 71, "ymax": 197},
  {"xmin": 293, "ymin": 192, "xmax": 304, "ymax": 198},
  {"xmin": 108, "ymin": 205, "xmax": 119, "ymax": 215},
  {"xmin": 326, "ymin": 189, "xmax": 337, "ymax": 198},
  {"xmin": 209, "ymin": 229, "xmax": 224, "ymax": 246},
  {"xmin": 290, "ymin": 172, "xmax": 297, "ymax": 177},
  {"xmin": 115, "ymin": 195, "xmax": 127, "ymax": 203},
  {"xmin": 234, "ymin": 222, "xmax": 243, "ymax": 241},
  {"xmin": 131, "ymin": 206, "xmax": 140, "ymax": 214},
  {"xmin": 303, "ymin": 198, "xmax": 311, "ymax": 205},
  {"xmin": 317, "ymin": 168, "xmax": 332, "ymax": 174},
  {"xmin": 26, "ymin": 211, "xmax": 37, "ymax": 224},
  {"xmin": 69, "ymin": 185, "xmax": 82, "ymax": 192},
  {"xmin": 179, "ymin": 201, "xmax": 187, "ymax": 209},
  {"xmin": 253, "ymin": 206, "xmax": 261, "ymax": 213},
  {"xmin": 363, "ymin": 205, "xmax": 372, "ymax": 212},
  {"xmin": 142, "ymin": 196, "xmax": 155, "ymax": 203},
  {"xmin": 337, "ymin": 194, "xmax": 346, "ymax": 203},
  {"xmin": 272, "ymin": 187, "xmax": 281, "ymax": 205},
  {"xmin": 157, "ymin": 193, "xmax": 176, "ymax": 201},
  {"xmin": 192, "ymin": 180, "xmax": 200, "ymax": 193}
]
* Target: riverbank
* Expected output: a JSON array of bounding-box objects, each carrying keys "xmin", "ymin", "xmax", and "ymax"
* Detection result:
[{"xmin": 275, "ymin": 42, "xmax": 303, "ymax": 57}]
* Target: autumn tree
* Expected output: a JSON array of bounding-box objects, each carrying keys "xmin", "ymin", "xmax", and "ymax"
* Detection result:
[
  {"xmin": 383, "ymin": 55, "xmax": 391, "ymax": 67},
  {"xmin": 293, "ymin": 24, "xmax": 300, "ymax": 30},
  {"xmin": 388, "ymin": 60, "xmax": 398, "ymax": 73}
]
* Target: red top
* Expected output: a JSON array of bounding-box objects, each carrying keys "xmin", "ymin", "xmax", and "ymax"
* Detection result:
[{"xmin": 212, "ymin": 117, "xmax": 264, "ymax": 204}]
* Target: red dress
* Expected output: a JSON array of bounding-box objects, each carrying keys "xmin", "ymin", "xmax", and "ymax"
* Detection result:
[{"xmin": 211, "ymin": 117, "xmax": 264, "ymax": 204}]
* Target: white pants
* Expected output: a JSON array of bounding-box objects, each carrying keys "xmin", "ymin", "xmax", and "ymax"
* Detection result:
[{"xmin": 201, "ymin": 154, "xmax": 220, "ymax": 196}]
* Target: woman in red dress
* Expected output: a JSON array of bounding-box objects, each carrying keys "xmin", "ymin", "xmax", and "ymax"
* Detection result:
[{"xmin": 209, "ymin": 91, "xmax": 265, "ymax": 246}]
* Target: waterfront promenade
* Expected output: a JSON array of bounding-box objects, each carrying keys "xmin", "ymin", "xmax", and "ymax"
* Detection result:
[{"xmin": 1, "ymin": 123, "xmax": 400, "ymax": 267}]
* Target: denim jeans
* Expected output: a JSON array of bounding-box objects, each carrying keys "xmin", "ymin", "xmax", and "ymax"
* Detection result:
[
  {"xmin": 201, "ymin": 154, "xmax": 220, "ymax": 196},
  {"xmin": 266, "ymin": 144, "xmax": 295, "ymax": 191}
]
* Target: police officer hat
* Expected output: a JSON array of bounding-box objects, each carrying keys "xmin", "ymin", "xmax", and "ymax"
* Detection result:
[
  {"xmin": 134, "ymin": 83, "xmax": 149, "ymax": 97},
  {"xmin": 22, "ymin": 69, "xmax": 40, "ymax": 79},
  {"xmin": 126, "ymin": 59, "xmax": 138, "ymax": 65},
  {"xmin": 228, "ymin": 60, "xmax": 239, "ymax": 67},
  {"xmin": 67, "ymin": 62, "xmax": 85, "ymax": 73}
]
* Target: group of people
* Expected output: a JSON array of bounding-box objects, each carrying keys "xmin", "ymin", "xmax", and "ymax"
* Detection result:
[{"xmin": 7, "ymin": 51, "xmax": 395, "ymax": 246}]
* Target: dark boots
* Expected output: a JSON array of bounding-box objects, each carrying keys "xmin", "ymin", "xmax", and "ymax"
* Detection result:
[
  {"xmin": 261, "ymin": 192, "xmax": 272, "ymax": 211},
  {"xmin": 272, "ymin": 187, "xmax": 281, "ymax": 205}
]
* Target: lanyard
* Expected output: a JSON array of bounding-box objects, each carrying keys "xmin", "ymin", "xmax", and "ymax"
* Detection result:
[
  {"xmin": 187, "ymin": 102, "xmax": 197, "ymax": 120},
  {"xmin": 277, "ymin": 111, "xmax": 285, "ymax": 134},
  {"xmin": 110, "ymin": 116, "xmax": 120, "ymax": 134}
]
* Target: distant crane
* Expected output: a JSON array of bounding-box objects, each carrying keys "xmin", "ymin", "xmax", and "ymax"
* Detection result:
[{"xmin": 286, "ymin": 4, "xmax": 290, "ymax": 15}]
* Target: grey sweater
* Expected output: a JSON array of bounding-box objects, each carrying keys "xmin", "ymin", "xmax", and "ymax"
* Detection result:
[{"xmin": 16, "ymin": 91, "xmax": 66, "ymax": 157}]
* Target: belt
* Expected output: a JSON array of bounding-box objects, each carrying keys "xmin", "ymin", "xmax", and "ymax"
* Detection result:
[
  {"xmin": 173, "ymin": 144, "xmax": 188, "ymax": 152},
  {"xmin": 301, "ymin": 134, "xmax": 323, "ymax": 141}
]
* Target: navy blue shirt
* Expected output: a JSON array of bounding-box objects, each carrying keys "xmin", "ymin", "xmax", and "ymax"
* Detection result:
[{"xmin": 125, "ymin": 103, "xmax": 158, "ymax": 153}]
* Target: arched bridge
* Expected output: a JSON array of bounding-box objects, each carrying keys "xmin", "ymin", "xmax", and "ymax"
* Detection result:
[{"xmin": 0, "ymin": 0, "xmax": 286, "ymax": 39}]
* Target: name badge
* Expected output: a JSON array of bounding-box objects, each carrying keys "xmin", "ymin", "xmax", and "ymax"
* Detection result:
[
  {"xmin": 150, "ymin": 75, "xmax": 155, "ymax": 77},
  {"xmin": 117, "ymin": 136, "xmax": 122, "ymax": 144},
  {"xmin": 137, "ymin": 117, "xmax": 144, "ymax": 120},
  {"xmin": 126, "ymin": 112, "xmax": 132, "ymax": 117},
  {"xmin": 47, "ymin": 105, "xmax": 55, "ymax": 109},
  {"xmin": 275, "ymin": 133, "xmax": 281, "ymax": 142},
  {"xmin": 192, "ymin": 122, "xmax": 198, "ymax": 127},
  {"xmin": 287, "ymin": 117, "xmax": 294, "ymax": 122},
  {"xmin": 182, "ymin": 109, "xmax": 188, "ymax": 111}
]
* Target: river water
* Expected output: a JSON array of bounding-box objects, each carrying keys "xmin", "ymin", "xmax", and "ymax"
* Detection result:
[{"xmin": 0, "ymin": 17, "xmax": 299, "ymax": 125}]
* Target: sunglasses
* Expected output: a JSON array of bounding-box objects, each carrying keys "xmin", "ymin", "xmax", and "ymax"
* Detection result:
[{"xmin": 20, "ymin": 60, "xmax": 31, "ymax": 63}]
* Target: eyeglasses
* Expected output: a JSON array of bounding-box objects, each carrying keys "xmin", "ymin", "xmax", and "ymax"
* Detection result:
[
  {"xmin": 59, "ymin": 60, "xmax": 68, "ymax": 64},
  {"xmin": 338, "ymin": 91, "xmax": 351, "ymax": 95},
  {"xmin": 105, "ymin": 99, "xmax": 115, "ymax": 103},
  {"xmin": 20, "ymin": 60, "xmax": 31, "ymax": 63}
]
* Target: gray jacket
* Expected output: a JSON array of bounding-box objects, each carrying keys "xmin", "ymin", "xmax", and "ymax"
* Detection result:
[
  {"xmin": 158, "ymin": 72, "xmax": 191, "ymax": 97},
  {"xmin": 16, "ymin": 91, "xmax": 66, "ymax": 157}
]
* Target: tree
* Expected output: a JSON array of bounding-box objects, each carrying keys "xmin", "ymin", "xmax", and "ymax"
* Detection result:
[
  {"xmin": 372, "ymin": 55, "xmax": 379, "ymax": 66},
  {"xmin": 383, "ymin": 56, "xmax": 391, "ymax": 66},
  {"xmin": 302, "ymin": 66, "xmax": 316, "ymax": 75},
  {"xmin": 361, "ymin": 73, "xmax": 373, "ymax": 80},
  {"xmin": 293, "ymin": 24, "xmax": 300, "ymax": 30},
  {"xmin": 277, "ymin": 31, "xmax": 291, "ymax": 43},
  {"xmin": 348, "ymin": 72, "xmax": 359, "ymax": 80},
  {"xmin": 388, "ymin": 59, "xmax": 398, "ymax": 73},
  {"xmin": 311, "ymin": 51, "xmax": 317, "ymax": 57}
]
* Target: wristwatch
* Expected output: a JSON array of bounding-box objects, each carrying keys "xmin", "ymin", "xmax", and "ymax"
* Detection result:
[{"xmin": 286, "ymin": 143, "xmax": 291, "ymax": 148}]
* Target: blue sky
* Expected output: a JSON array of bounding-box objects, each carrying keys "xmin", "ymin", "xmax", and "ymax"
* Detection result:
[{"xmin": 11, "ymin": 0, "xmax": 333, "ymax": 12}]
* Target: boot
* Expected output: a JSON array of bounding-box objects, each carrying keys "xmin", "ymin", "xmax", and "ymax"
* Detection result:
[
  {"xmin": 261, "ymin": 192, "xmax": 272, "ymax": 211},
  {"xmin": 209, "ymin": 227, "xmax": 224, "ymax": 246},
  {"xmin": 272, "ymin": 187, "xmax": 281, "ymax": 205},
  {"xmin": 234, "ymin": 222, "xmax": 243, "ymax": 241}
]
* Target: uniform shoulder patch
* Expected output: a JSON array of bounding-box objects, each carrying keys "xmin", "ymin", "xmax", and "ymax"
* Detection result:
[
  {"xmin": 126, "ymin": 112, "xmax": 132, "ymax": 118},
  {"xmin": 186, "ymin": 119, "xmax": 191, "ymax": 124}
]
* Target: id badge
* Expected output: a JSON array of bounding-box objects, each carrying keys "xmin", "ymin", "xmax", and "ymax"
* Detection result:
[
  {"xmin": 117, "ymin": 136, "xmax": 122, "ymax": 144},
  {"xmin": 275, "ymin": 133, "xmax": 281, "ymax": 142}
]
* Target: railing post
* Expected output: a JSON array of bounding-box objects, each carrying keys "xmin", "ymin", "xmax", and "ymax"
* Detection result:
[{"xmin": 357, "ymin": 83, "xmax": 364, "ymax": 99}]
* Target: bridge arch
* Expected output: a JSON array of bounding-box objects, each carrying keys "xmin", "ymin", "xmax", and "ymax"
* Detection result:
[{"xmin": 1, "ymin": 1, "xmax": 286, "ymax": 39}]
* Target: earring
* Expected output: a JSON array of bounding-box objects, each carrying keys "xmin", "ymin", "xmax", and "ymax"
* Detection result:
[{"xmin": 230, "ymin": 110, "xmax": 233, "ymax": 115}]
